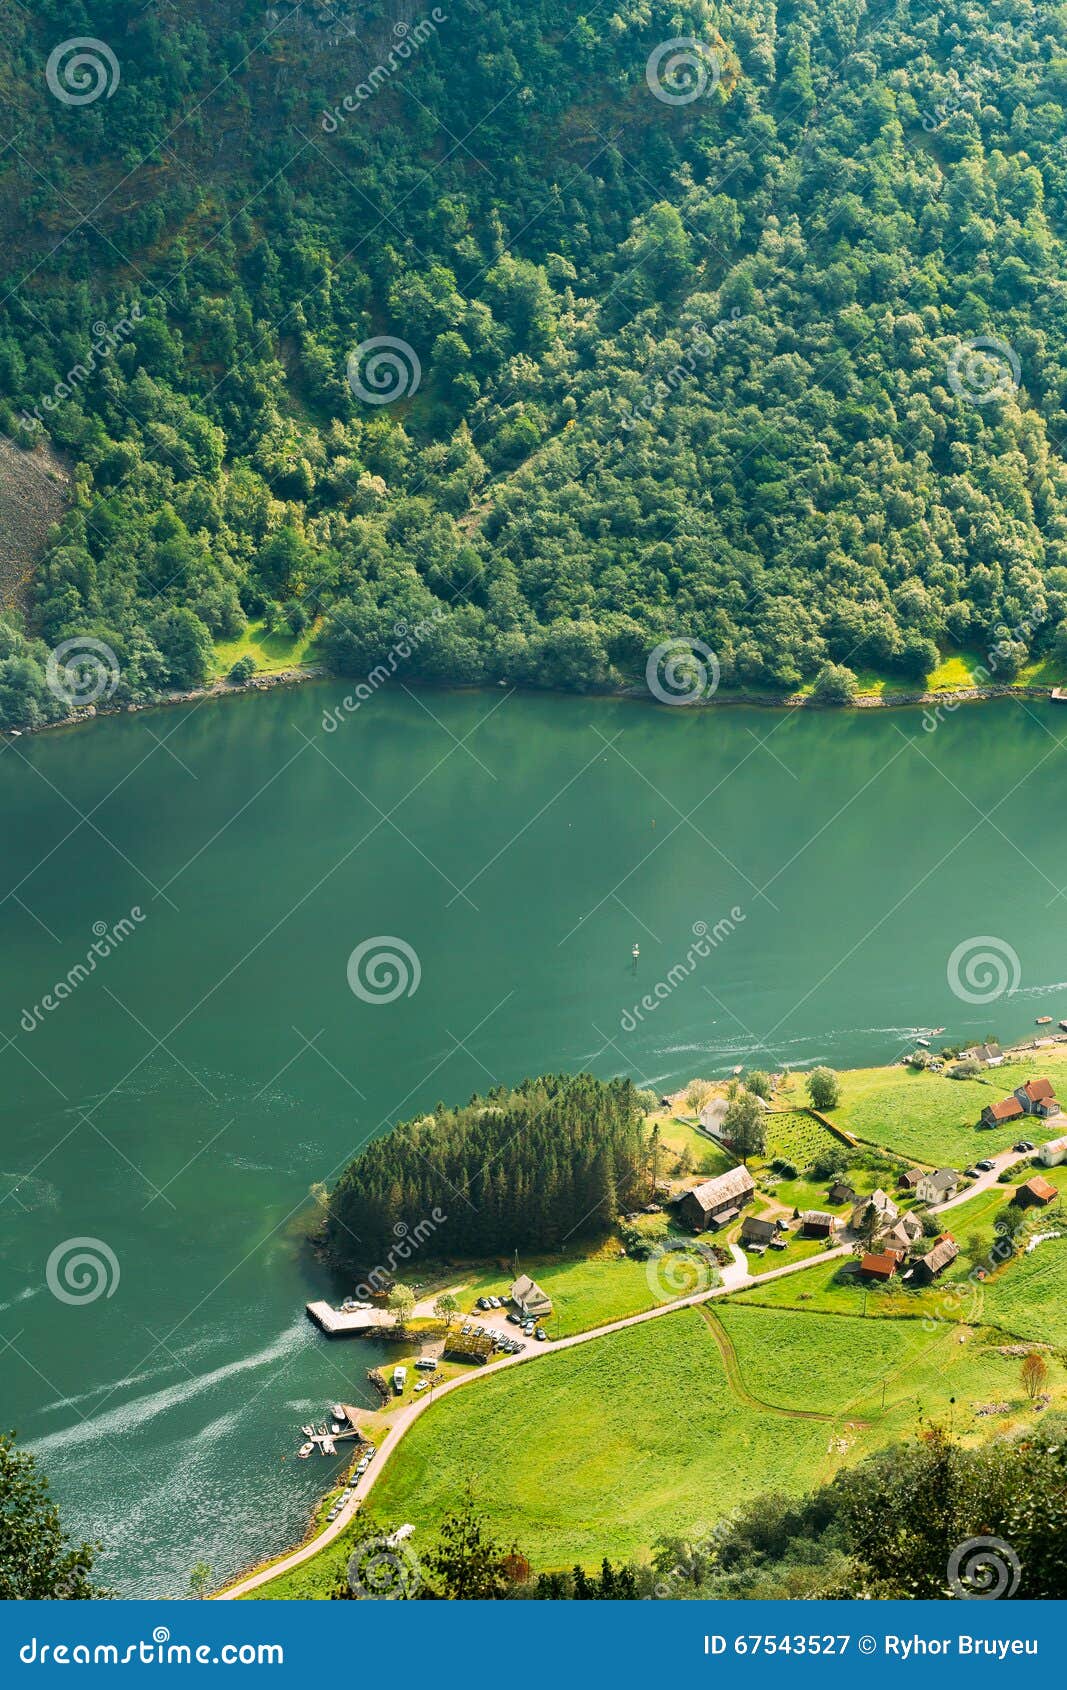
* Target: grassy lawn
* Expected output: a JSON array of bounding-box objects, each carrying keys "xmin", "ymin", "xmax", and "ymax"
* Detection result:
[
  {"xmin": 441, "ymin": 1246, "xmax": 677, "ymax": 1338},
  {"xmin": 246, "ymin": 1297, "xmax": 1063, "ymax": 1595},
  {"xmin": 823, "ymin": 1056, "xmax": 1067, "ymax": 1166},
  {"xmin": 212, "ymin": 617, "xmax": 322, "ymax": 678},
  {"xmin": 657, "ymin": 1115, "xmax": 735, "ymax": 1178}
]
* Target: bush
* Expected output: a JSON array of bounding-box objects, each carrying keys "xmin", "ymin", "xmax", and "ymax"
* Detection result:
[
  {"xmin": 770, "ymin": 1157, "xmax": 798, "ymax": 1179},
  {"xmin": 948, "ymin": 1059, "xmax": 981, "ymax": 1079},
  {"xmin": 228, "ymin": 654, "xmax": 256, "ymax": 684},
  {"xmin": 812, "ymin": 663, "xmax": 858, "ymax": 705}
]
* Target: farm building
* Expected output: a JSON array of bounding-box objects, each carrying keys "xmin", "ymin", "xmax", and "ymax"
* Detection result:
[
  {"xmin": 916, "ymin": 1167, "xmax": 961, "ymax": 1204},
  {"xmin": 798, "ymin": 1210, "xmax": 837, "ymax": 1238},
  {"xmin": 1037, "ymin": 1136, "xmax": 1067, "ymax": 1168},
  {"xmin": 510, "ymin": 1275, "xmax": 552, "ymax": 1318},
  {"xmin": 898, "ymin": 1168, "xmax": 923, "ymax": 1190},
  {"xmin": 981, "ymin": 1096, "xmax": 1025, "ymax": 1128},
  {"xmin": 739, "ymin": 1215, "xmax": 778, "ymax": 1247},
  {"xmin": 910, "ymin": 1234, "xmax": 959, "ymax": 1282},
  {"xmin": 1014, "ymin": 1078, "xmax": 1060, "ymax": 1118},
  {"xmin": 828, "ymin": 1179, "xmax": 857, "ymax": 1205},
  {"xmin": 859, "ymin": 1249, "xmax": 902, "ymax": 1281},
  {"xmin": 1014, "ymin": 1175, "xmax": 1058, "ymax": 1208},
  {"xmin": 677, "ymin": 1166, "xmax": 755, "ymax": 1232}
]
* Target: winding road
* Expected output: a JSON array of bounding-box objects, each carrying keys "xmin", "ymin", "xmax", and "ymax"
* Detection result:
[
  {"xmin": 215, "ymin": 1241, "xmax": 849, "ymax": 1599},
  {"xmin": 216, "ymin": 1148, "xmax": 1040, "ymax": 1599}
]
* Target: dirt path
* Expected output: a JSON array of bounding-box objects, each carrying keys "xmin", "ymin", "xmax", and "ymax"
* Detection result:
[
  {"xmin": 695, "ymin": 1305, "xmax": 854, "ymax": 1423},
  {"xmin": 215, "ymin": 1242, "xmax": 848, "ymax": 1600}
]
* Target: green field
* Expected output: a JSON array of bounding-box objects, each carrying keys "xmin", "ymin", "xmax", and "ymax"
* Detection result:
[
  {"xmin": 212, "ymin": 617, "xmax": 321, "ymax": 678},
  {"xmin": 824, "ymin": 1057, "xmax": 1067, "ymax": 1165},
  {"xmin": 762, "ymin": 1108, "xmax": 847, "ymax": 1169},
  {"xmin": 246, "ymin": 1289, "xmax": 1061, "ymax": 1596},
  {"xmin": 447, "ymin": 1248, "xmax": 683, "ymax": 1337},
  {"xmin": 657, "ymin": 1116, "xmax": 736, "ymax": 1178}
]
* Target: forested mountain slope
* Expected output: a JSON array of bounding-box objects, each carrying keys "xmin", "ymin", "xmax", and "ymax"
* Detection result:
[{"xmin": 3, "ymin": 0, "xmax": 1067, "ymax": 724}]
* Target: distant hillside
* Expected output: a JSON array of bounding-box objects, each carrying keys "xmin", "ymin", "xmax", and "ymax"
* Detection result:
[{"xmin": 3, "ymin": 0, "xmax": 1067, "ymax": 725}]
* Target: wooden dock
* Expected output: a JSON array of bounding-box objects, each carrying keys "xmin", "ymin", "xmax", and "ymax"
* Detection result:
[
  {"xmin": 1051, "ymin": 688, "xmax": 1067, "ymax": 702},
  {"xmin": 305, "ymin": 1301, "xmax": 394, "ymax": 1337}
]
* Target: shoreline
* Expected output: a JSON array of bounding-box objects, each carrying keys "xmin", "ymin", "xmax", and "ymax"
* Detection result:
[{"xmin": 1, "ymin": 667, "xmax": 1060, "ymax": 743}]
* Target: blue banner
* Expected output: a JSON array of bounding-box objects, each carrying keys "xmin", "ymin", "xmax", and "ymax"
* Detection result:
[{"xmin": 2, "ymin": 1600, "xmax": 1062, "ymax": 1686}]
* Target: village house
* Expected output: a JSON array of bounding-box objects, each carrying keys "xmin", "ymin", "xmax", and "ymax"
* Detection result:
[
  {"xmin": 677, "ymin": 1165, "xmax": 755, "ymax": 1232},
  {"xmin": 1037, "ymin": 1135, "xmax": 1067, "ymax": 1168},
  {"xmin": 1014, "ymin": 1077, "xmax": 1060, "ymax": 1118},
  {"xmin": 828, "ymin": 1179, "xmax": 857, "ymax": 1205},
  {"xmin": 961, "ymin": 1042, "xmax": 1004, "ymax": 1067},
  {"xmin": 877, "ymin": 1212, "xmax": 924, "ymax": 1252},
  {"xmin": 910, "ymin": 1233, "xmax": 959, "ymax": 1282},
  {"xmin": 1014, "ymin": 1174, "xmax": 1058, "ymax": 1208},
  {"xmin": 510, "ymin": 1275, "xmax": 552, "ymax": 1319},
  {"xmin": 739, "ymin": 1215, "xmax": 779, "ymax": 1248},
  {"xmin": 916, "ymin": 1167, "xmax": 961, "ymax": 1204},
  {"xmin": 981, "ymin": 1095, "xmax": 1025, "ymax": 1128},
  {"xmin": 898, "ymin": 1168, "xmax": 923, "ymax": 1191},
  {"xmin": 798, "ymin": 1209, "xmax": 838, "ymax": 1238},
  {"xmin": 859, "ymin": 1248, "xmax": 902, "ymax": 1281},
  {"xmin": 850, "ymin": 1188, "xmax": 898, "ymax": 1231},
  {"xmin": 698, "ymin": 1098, "xmax": 730, "ymax": 1138}
]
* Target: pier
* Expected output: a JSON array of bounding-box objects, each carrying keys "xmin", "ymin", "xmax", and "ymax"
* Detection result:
[{"xmin": 305, "ymin": 1300, "xmax": 394, "ymax": 1337}]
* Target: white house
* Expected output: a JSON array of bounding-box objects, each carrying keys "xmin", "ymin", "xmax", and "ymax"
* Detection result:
[
  {"xmin": 1038, "ymin": 1135, "xmax": 1067, "ymax": 1168},
  {"xmin": 916, "ymin": 1167, "xmax": 961, "ymax": 1204}
]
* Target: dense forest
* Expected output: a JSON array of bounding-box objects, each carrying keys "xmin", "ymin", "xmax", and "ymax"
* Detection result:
[
  {"xmin": 324, "ymin": 1072, "xmax": 648, "ymax": 1271},
  {"xmin": 5, "ymin": 1, "xmax": 1067, "ymax": 726}
]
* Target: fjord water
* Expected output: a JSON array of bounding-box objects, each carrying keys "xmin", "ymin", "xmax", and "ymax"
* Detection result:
[{"xmin": 2, "ymin": 686, "xmax": 1066, "ymax": 1594}]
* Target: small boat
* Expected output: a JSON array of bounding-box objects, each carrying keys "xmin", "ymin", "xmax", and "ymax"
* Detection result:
[
  {"xmin": 731, "ymin": 1064, "xmax": 743, "ymax": 1075},
  {"xmin": 331, "ymin": 1404, "xmax": 347, "ymax": 1422},
  {"xmin": 301, "ymin": 1424, "xmax": 314, "ymax": 1437},
  {"xmin": 297, "ymin": 1442, "xmax": 314, "ymax": 1459},
  {"xmin": 932, "ymin": 1026, "xmax": 945, "ymax": 1035},
  {"xmin": 915, "ymin": 1037, "xmax": 930, "ymax": 1048},
  {"xmin": 1037, "ymin": 1016, "xmax": 1052, "ymax": 1025},
  {"xmin": 1059, "ymin": 1020, "xmax": 1067, "ymax": 1032},
  {"xmin": 632, "ymin": 942, "xmax": 640, "ymax": 960},
  {"xmin": 331, "ymin": 1423, "xmax": 341, "ymax": 1436},
  {"xmin": 321, "ymin": 1437, "xmax": 336, "ymax": 1456}
]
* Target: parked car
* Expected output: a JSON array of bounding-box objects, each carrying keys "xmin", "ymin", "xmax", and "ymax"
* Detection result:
[
  {"xmin": 976, "ymin": 1159, "xmax": 995, "ymax": 1172},
  {"xmin": 535, "ymin": 1328, "xmax": 547, "ymax": 1341},
  {"xmin": 964, "ymin": 1166, "xmax": 979, "ymax": 1178},
  {"xmin": 489, "ymin": 1296, "xmax": 501, "ymax": 1309},
  {"xmin": 507, "ymin": 1311, "xmax": 521, "ymax": 1324}
]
